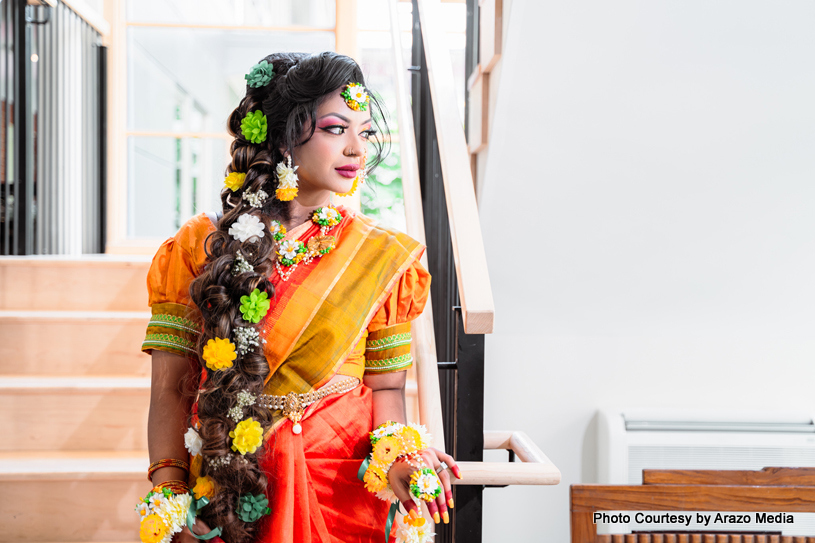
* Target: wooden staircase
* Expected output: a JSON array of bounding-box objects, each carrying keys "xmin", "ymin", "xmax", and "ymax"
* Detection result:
[
  {"xmin": 0, "ymin": 255, "xmax": 421, "ymax": 542},
  {"xmin": 0, "ymin": 257, "xmax": 152, "ymax": 542}
]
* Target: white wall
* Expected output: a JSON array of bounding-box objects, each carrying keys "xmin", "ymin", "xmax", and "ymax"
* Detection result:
[{"xmin": 478, "ymin": 1, "xmax": 815, "ymax": 540}]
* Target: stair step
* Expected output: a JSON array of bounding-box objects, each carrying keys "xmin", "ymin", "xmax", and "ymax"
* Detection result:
[
  {"xmin": 0, "ymin": 256, "xmax": 151, "ymax": 311},
  {"xmin": 0, "ymin": 311, "xmax": 151, "ymax": 376},
  {"xmin": 1, "ymin": 451, "xmax": 149, "ymax": 542},
  {"xmin": 0, "ymin": 376, "xmax": 150, "ymax": 451}
]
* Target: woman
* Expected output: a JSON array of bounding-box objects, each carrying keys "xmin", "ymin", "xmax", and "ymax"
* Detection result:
[{"xmin": 140, "ymin": 51, "xmax": 460, "ymax": 543}]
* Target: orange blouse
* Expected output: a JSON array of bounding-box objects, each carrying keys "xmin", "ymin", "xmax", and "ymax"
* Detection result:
[{"xmin": 142, "ymin": 212, "xmax": 430, "ymax": 380}]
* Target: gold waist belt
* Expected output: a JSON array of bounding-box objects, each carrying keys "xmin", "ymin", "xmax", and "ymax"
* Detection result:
[{"xmin": 257, "ymin": 377, "xmax": 359, "ymax": 434}]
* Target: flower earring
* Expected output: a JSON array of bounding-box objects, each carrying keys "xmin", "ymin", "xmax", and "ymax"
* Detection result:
[
  {"xmin": 275, "ymin": 155, "xmax": 299, "ymax": 201},
  {"xmin": 335, "ymin": 148, "xmax": 367, "ymax": 198}
]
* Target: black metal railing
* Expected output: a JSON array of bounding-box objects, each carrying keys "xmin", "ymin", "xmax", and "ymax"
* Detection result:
[
  {"xmin": 0, "ymin": 0, "xmax": 106, "ymax": 255},
  {"xmin": 411, "ymin": 1, "xmax": 486, "ymax": 540}
]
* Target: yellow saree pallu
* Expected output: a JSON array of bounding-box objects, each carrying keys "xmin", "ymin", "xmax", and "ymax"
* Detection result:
[{"xmin": 254, "ymin": 210, "xmax": 426, "ymax": 542}]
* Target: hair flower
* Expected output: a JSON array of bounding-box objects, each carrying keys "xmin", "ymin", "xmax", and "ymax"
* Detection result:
[
  {"xmin": 239, "ymin": 288, "xmax": 271, "ymax": 323},
  {"xmin": 233, "ymin": 325, "xmax": 264, "ymax": 355},
  {"xmin": 242, "ymin": 189, "xmax": 269, "ymax": 209},
  {"xmin": 245, "ymin": 60, "xmax": 275, "ymax": 88},
  {"xmin": 229, "ymin": 417, "xmax": 264, "ymax": 455},
  {"xmin": 341, "ymin": 83, "xmax": 369, "ymax": 112},
  {"xmin": 202, "ymin": 337, "xmax": 237, "ymax": 371},
  {"xmin": 184, "ymin": 427, "xmax": 203, "ymax": 456},
  {"xmin": 192, "ymin": 476, "xmax": 216, "ymax": 500},
  {"xmin": 240, "ymin": 110, "xmax": 268, "ymax": 144},
  {"xmin": 224, "ymin": 172, "xmax": 246, "ymax": 192},
  {"xmin": 237, "ymin": 493, "xmax": 271, "ymax": 522},
  {"xmin": 228, "ymin": 213, "xmax": 265, "ymax": 243}
]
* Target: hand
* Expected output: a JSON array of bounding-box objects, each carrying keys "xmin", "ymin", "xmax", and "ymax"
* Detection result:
[
  {"xmin": 387, "ymin": 448, "xmax": 462, "ymax": 525},
  {"xmin": 172, "ymin": 517, "xmax": 219, "ymax": 543}
]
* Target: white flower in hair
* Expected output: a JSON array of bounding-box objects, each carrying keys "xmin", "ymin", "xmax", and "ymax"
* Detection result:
[
  {"xmin": 228, "ymin": 213, "xmax": 265, "ymax": 243},
  {"xmin": 184, "ymin": 426, "xmax": 203, "ymax": 456},
  {"xmin": 275, "ymin": 158, "xmax": 299, "ymax": 190}
]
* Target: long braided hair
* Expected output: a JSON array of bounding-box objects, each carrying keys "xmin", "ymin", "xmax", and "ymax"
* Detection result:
[{"xmin": 187, "ymin": 52, "xmax": 389, "ymax": 542}]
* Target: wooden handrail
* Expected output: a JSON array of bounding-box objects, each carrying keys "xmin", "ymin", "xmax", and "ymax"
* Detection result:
[
  {"xmin": 415, "ymin": 0, "xmax": 495, "ymax": 335},
  {"xmin": 389, "ymin": 5, "xmax": 558, "ymax": 491},
  {"xmin": 453, "ymin": 431, "xmax": 561, "ymax": 486},
  {"xmin": 388, "ymin": 0, "xmax": 446, "ymax": 451}
]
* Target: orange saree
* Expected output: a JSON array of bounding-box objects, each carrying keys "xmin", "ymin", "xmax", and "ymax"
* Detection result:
[{"xmin": 143, "ymin": 206, "xmax": 430, "ymax": 543}]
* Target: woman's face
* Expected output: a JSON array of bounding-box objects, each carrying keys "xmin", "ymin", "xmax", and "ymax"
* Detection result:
[{"xmin": 290, "ymin": 88, "xmax": 374, "ymax": 204}]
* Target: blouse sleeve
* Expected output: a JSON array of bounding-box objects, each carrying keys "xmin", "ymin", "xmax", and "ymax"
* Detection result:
[
  {"xmin": 364, "ymin": 259, "xmax": 431, "ymax": 374},
  {"xmin": 141, "ymin": 216, "xmax": 210, "ymax": 357}
]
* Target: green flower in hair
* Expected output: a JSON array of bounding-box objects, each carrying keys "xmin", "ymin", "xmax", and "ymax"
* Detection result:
[
  {"xmin": 239, "ymin": 288, "xmax": 271, "ymax": 323},
  {"xmin": 237, "ymin": 493, "xmax": 271, "ymax": 523},
  {"xmin": 241, "ymin": 110, "xmax": 268, "ymax": 144},
  {"xmin": 245, "ymin": 60, "xmax": 275, "ymax": 89}
]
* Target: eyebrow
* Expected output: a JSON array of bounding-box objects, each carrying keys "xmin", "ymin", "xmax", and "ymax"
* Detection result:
[{"xmin": 318, "ymin": 112, "xmax": 373, "ymax": 124}]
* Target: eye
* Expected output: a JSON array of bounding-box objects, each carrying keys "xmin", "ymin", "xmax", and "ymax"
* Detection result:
[
  {"xmin": 321, "ymin": 125, "xmax": 347, "ymax": 135},
  {"xmin": 361, "ymin": 130, "xmax": 377, "ymax": 140}
]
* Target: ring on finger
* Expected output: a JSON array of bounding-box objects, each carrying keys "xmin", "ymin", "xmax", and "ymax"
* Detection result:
[{"xmin": 434, "ymin": 461, "xmax": 449, "ymax": 475}]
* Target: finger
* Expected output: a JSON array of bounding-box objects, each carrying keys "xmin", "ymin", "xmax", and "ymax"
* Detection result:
[
  {"xmin": 433, "ymin": 448, "xmax": 462, "ymax": 480},
  {"xmin": 425, "ymin": 495, "xmax": 440, "ymax": 524},
  {"xmin": 437, "ymin": 467, "xmax": 453, "ymax": 514},
  {"xmin": 435, "ymin": 482, "xmax": 449, "ymax": 524},
  {"xmin": 401, "ymin": 499, "xmax": 420, "ymax": 520}
]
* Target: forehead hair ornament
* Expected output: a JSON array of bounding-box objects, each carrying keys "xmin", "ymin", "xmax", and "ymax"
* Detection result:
[{"xmin": 341, "ymin": 83, "xmax": 369, "ymax": 112}]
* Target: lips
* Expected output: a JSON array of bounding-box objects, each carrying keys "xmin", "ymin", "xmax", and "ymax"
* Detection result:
[{"xmin": 335, "ymin": 165, "xmax": 360, "ymax": 179}]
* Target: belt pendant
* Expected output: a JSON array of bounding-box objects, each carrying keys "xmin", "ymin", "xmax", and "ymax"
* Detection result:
[{"xmin": 281, "ymin": 392, "xmax": 304, "ymax": 434}]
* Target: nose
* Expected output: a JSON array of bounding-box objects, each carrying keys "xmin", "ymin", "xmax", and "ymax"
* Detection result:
[{"xmin": 344, "ymin": 136, "xmax": 365, "ymax": 158}]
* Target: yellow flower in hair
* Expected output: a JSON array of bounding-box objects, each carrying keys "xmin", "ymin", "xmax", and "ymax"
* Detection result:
[
  {"xmin": 192, "ymin": 476, "xmax": 216, "ymax": 500},
  {"xmin": 139, "ymin": 514, "xmax": 168, "ymax": 543},
  {"xmin": 202, "ymin": 337, "xmax": 237, "ymax": 371},
  {"xmin": 363, "ymin": 464, "xmax": 388, "ymax": 493},
  {"xmin": 224, "ymin": 172, "xmax": 246, "ymax": 192},
  {"xmin": 230, "ymin": 417, "xmax": 264, "ymax": 455},
  {"xmin": 372, "ymin": 435, "xmax": 401, "ymax": 465}
]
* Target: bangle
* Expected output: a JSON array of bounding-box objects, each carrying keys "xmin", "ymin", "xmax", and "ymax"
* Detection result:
[
  {"xmin": 147, "ymin": 458, "xmax": 190, "ymax": 482},
  {"xmin": 153, "ymin": 479, "xmax": 190, "ymax": 495}
]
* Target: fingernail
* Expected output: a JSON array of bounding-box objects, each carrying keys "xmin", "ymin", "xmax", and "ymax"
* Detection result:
[
  {"xmin": 456, "ymin": 469, "xmax": 463, "ymax": 480},
  {"xmin": 409, "ymin": 509, "xmax": 419, "ymax": 520},
  {"xmin": 442, "ymin": 511, "xmax": 449, "ymax": 524},
  {"xmin": 448, "ymin": 498, "xmax": 455, "ymax": 508},
  {"xmin": 433, "ymin": 512, "xmax": 441, "ymax": 524}
]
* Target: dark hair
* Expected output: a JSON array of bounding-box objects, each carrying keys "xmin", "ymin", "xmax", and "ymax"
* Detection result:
[{"xmin": 188, "ymin": 51, "xmax": 390, "ymax": 543}]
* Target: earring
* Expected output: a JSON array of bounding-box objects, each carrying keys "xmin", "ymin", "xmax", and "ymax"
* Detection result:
[
  {"xmin": 275, "ymin": 155, "xmax": 299, "ymax": 201},
  {"xmin": 335, "ymin": 148, "xmax": 367, "ymax": 198}
]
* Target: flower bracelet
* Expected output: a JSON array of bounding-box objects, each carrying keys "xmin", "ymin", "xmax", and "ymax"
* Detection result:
[{"xmin": 362, "ymin": 421, "xmax": 440, "ymax": 503}]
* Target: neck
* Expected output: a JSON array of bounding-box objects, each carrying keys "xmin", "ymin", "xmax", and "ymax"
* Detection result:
[{"xmin": 280, "ymin": 191, "xmax": 332, "ymax": 231}]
